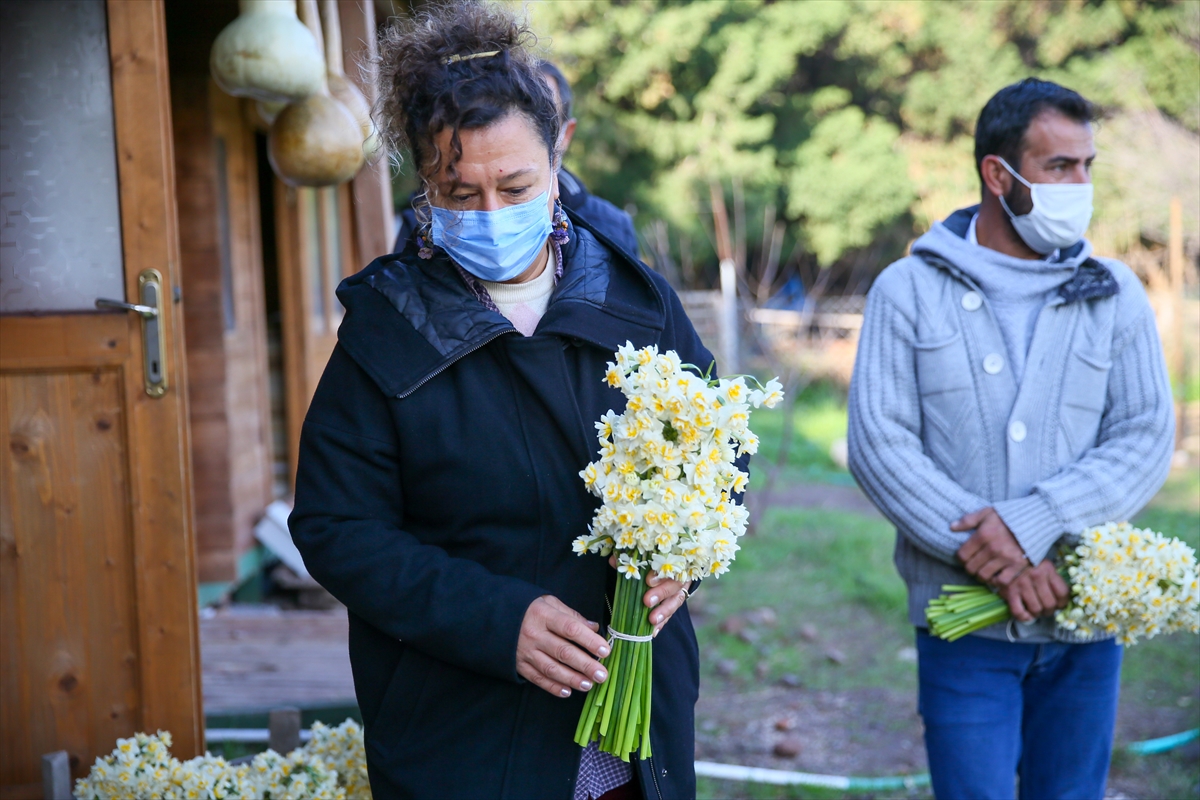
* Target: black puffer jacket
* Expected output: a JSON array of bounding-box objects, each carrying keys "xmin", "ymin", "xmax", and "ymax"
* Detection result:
[{"xmin": 290, "ymin": 213, "xmax": 711, "ymax": 800}]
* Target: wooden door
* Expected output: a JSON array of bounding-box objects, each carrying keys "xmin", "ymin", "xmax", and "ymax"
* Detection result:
[{"xmin": 0, "ymin": 2, "xmax": 202, "ymax": 795}]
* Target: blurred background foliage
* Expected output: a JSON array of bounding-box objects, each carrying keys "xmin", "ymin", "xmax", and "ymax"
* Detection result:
[{"xmin": 520, "ymin": 0, "xmax": 1200, "ymax": 290}]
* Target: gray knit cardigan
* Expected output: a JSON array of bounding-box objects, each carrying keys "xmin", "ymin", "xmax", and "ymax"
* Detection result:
[{"xmin": 847, "ymin": 209, "xmax": 1175, "ymax": 642}]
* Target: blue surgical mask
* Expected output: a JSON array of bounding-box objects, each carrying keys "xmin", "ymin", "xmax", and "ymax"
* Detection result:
[{"xmin": 430, "ymin": 189, "xmax": 552, "ymax": 282}]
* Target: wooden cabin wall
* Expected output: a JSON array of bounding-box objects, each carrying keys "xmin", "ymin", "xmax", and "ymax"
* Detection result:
[
  {"xmin": 275, "ymin": 182, "xmax": 359, "ymax": 490},
  {"xmin": 209, "ymin": 87, "xmax": 275, "ymax": 572},
  {"xmin": 167, "ymin": 1, "xmax": 273, "ymax": 583},
  {"xmin": 273, "ymin": 0, "xmax": 395, "ymax": 491},
  {"xmin": 341, "ymin": 0, "xmax": 396, "ymax": 263},
  {"xmin": 166, "ymin": 0, "xmax": 393, "ymax": 505}
]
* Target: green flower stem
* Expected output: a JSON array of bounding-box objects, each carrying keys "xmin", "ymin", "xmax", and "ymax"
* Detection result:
[
  {"xmin": 926, "ymin": 585, "xmax": 1013, "ymax": 641},
  {"xmin": 575, "ymin": 573, "xmax": 654, "ymax": 761}
]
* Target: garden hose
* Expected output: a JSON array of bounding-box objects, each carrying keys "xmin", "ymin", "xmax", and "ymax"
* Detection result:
[
  {"xmin": 1125, "ymin": 727, "xmax": 1200, "ymax": 755},
  {"xmin": 205, "ymin": 727, "xmax": 1199, "ymax": 790},
  {"xmin": 695, "ymin": 727, "xmax": 1200, "ymax": 791}
]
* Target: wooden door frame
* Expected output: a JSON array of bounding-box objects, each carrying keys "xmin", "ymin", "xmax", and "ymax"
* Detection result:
[
  {"xmin": 105, "ymin": 0, "xmax": 202, "ymax": 756},
  {"xmin": 0, "ymin": 0, "xmax": 203, "ymax": 772}
]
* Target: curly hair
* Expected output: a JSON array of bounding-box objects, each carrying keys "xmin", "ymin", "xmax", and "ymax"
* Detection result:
[{"xmin": 376, "ymin": 0, "xmax": 560, "ymax": 194}]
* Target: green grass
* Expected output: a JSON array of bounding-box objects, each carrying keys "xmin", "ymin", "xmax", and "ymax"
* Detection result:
[
  {"xmin": 1178, "ymin": 372, "xmax": 1200, "ymax": 403},
  {"xmin": 693, "ymin": 507, "xmax": 914, "ymax": 692},
  {"xmin": 1111, "ymin": 468, "xmax": 1200, "ymax": 798},
  {"xmin": 1122, "ymin": 467, "xmax": 1200, "ymax": 706}
]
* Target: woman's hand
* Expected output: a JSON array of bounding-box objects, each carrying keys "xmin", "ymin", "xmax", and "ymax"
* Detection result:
[
  {"xmin": 516, "ymin": 596, "xmax": 611, "ymax": 699},
  {"xmin": 608, "ymin": 556, "xmax": 690, "ymax": 636}
]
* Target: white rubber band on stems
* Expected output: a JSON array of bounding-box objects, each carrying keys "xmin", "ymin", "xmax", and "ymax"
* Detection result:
[{"xmin": 607, "ymin": 627, "xmax": 655, "ymax": 645}]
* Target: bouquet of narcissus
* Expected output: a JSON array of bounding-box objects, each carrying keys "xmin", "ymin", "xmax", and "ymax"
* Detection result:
[
  {"xmin": 572, "ymin": 342, "xmax": 782, "ymax": 760},
  {"xmin": 926, "ymin": 522, "xmax": 1200, "ymax": 645}
]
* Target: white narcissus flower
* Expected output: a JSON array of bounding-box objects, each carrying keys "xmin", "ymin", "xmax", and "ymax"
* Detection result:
[
  {"xmin": 617, "ymin": 552, "xmax": 643, "ymax": 580},
  {"xmin": 1055, "ymin": 522, "xmax": 1200, "ymax": 645},
  {"xmin": 577, "ymin": 343, "xmax": 782, "ymax": 587}
]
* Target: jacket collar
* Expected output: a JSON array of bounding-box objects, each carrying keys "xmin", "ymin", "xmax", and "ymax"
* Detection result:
[
  {"xmin": 920, "ymin": 205, "xmax": 1118, "ymax": 305},
  {"xmin": 334, "ymin": 209, "xmax": 665, "ymax": 399}
]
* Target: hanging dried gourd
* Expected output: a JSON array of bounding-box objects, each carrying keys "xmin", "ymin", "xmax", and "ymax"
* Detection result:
[
  {"xmin": 267, "ymin": 0, "xmax": 365, "ymax": 186},
  {"xmin": 319, "ymin": 0, "xmax": 381, "ymax": 161},
  {"xmin": 256, "ymin": 100, "xmax": 287, "ymax": 127},
  {"xmin": 210, "ymin": 0, "xmax": 325, "ymax": 103}
]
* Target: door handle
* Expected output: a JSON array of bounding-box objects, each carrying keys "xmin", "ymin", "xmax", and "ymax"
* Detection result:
[
  {"xmin": 95, "ymin": 298, "xmax": 157, "ymax": 318},
  {"xmin": 95, "ymin": 269, "xmax": 168, "ymax": 397}
]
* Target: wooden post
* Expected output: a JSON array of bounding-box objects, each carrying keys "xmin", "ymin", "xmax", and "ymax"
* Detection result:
[
  {"xmin": 720, "ymin": 258, "xmax": 739, "ymax": 375},
  {"xmin": 1169, "ymin": 196, "xmax": 1185, "ymax": 447},
  {"xmin": 340, "ymin": 0, "xmax": 395, "ymax": 261},
  {"xmin": 41, "ymin": 752, "xmax": 71, "ymax": 800},
  {"xmin": 710, "ymin": 181, "xmax": 739, "ymax": 373},
  {"xmin": 269, "ymin": 707, "xmax": 302, "ymax": 754}
]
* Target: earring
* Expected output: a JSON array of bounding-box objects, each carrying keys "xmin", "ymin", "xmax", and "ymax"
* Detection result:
[
  {"xmin": 551, "ymin": 199, "xmax": 569, "ymax": 245},
  {"xmin": 414, "ymin": 189, "xmax": 435, "ymax": 259},
  {"xmin": 416, "ymin": 224, "xmax": 434, "ymax": 259}
]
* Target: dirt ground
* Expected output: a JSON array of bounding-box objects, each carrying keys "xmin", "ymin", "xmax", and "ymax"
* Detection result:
[{"xmin": 695, "ymin": 685, "xmax": 926, "ymax": 777}]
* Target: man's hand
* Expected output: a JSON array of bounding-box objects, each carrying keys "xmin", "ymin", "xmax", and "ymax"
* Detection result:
[
  {"xmin": 608, "ymin": 556, "xmax": 689, "ymax": 636},
  {"xmin": 954, "ymin": 507, "xmax": 1031, "ymax": 587},
  {"xmin": 998, "ymin": 559, "xmax": 1070, "ymax": 622},
  {"xmin": 516, "ymin": 596, "xmax": 610, "ymax": 699}
]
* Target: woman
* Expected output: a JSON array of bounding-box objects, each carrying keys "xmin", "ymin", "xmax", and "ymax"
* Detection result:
[{"xmin": 289, "ymin": 3, "xmax": 712, "ymax": 798}]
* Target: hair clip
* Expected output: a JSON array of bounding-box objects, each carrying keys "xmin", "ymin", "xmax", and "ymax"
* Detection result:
[{"xmin": 443, "ymin": 50, "xmax": 501, "ymax": 65}]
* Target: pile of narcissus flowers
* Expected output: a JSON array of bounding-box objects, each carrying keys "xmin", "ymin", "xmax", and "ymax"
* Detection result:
[
  {"xmin": 302, "ymin": 721, "xmax": 370, "ymax": 800},
  {"xmin": 571, "ymin": 342, "xmax": 783, "ymax": 582},
  {"xmin": 1057, "ymin": 522, "xmax": 1200, "ymax": 645},
  {"xmin": 75, "ymin": 720, "xmax": 370, "ymax": 800}
]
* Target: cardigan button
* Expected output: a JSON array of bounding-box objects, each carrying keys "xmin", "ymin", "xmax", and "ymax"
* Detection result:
[
  {"xmin": 961, "ymin": 291, "xmax": 982, "ymax": 311},
  {"xmin": 983, "ymin": 353, "xmax": 1005, "ymax": 374},
  {"xmin": 1009, "ymin": 421, "xmax": 1027, "ymax": 442}
]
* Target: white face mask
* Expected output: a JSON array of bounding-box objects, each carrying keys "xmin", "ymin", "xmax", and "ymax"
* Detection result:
[{"xmin": 997, "ymin": 157, "xmax": 1093, "ymax": 254}]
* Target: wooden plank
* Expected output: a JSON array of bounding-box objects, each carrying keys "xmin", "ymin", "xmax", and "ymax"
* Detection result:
[
  {"xmin": 275, "ymin": 182, "xmax": 361, "ymax": 494},
  {"xmin": 274, "ymin": 182, "xmax": 311, "ymax": 494},
  {"xmin": 339, "ymin": 0, "xmax": 395, "ymax": 263},
  {"xmin": 200, "ymin": 610, "xmax": 354, "ymax": 713},
  {"xmin": 172, "ymin": 71, "xmax": 235, "ymax": 582},
  {"xmin": 0, "ymin": 370, "xmax": 140, "ymax": 788},
  {"xmin": 70, "ymin": 371, "xmax": 141, "ymax": 771},
  {"xmin": 106, "ymin": 0, "xmax": 204, "ymax": 758},
  {"xmin": 0, "ymin": 316, "xmax": 131, "ymax": 370},
  {"xmin": 210, "ymin": 84, "xmax": 274, "ymax": 558}
]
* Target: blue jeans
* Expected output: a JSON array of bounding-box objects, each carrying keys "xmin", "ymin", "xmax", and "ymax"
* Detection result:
[{"xmin": 916, "ymin": 629, "xmax": 1123, "ymax": 800}]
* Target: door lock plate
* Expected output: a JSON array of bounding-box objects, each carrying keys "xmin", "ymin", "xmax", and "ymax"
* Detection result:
[{"xmin": 138, "ymin": 269, "xmax": 167, "ymax": 397}]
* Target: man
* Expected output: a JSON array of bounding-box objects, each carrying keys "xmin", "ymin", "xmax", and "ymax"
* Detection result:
[
  {"xmin": 847, "ymin": 78, "xmax": 1174, "ymax": 799},
  {"xmin": 392, "ymin": 61, "xmax": 640, "ymax": 257},
  {"xmin": 537, "ymin": 61, "xmax": 640, "ymax": 257}
]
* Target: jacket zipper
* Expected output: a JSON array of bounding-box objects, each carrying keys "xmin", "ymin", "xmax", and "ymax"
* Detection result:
[
  {"xmin": 396, "ymin": 329, "xmax": 517, "ymax": 399},
  {"xmin": 645, "ymin": 754, "xmax": 664, "ymax": 800}
]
